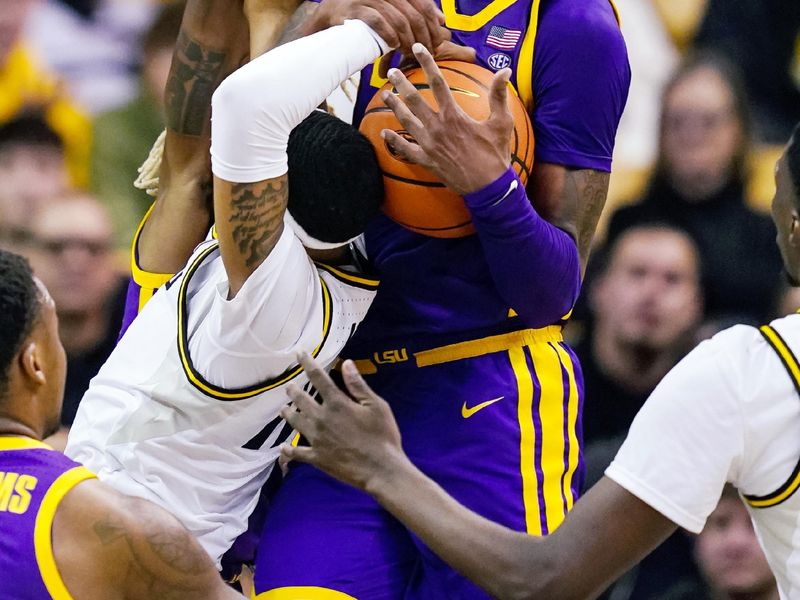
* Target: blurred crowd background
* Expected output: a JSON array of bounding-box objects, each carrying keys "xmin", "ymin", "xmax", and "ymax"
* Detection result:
[{"xmin": 1, "ymin": 1, "xmax": 797, "ymax": 598}]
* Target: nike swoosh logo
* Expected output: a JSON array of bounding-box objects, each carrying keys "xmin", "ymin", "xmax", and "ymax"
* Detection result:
[{"xmin": 461, "ymin": 397, "xmax": 504, "ymax": 419}]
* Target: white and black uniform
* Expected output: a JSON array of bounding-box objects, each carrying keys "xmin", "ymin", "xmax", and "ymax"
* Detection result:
[
  {"xmin": 66, "ymin": 19, "xmax": 390, "ymax": 565},
  {"xmin": 607, "ymin": 314, "xmax": 800, "ymax": 598}
]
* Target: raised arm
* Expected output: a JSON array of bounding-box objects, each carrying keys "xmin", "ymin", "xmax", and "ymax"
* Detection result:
[
  {"xmin": 136, "ymin": 0, "xmax": 251, "ymax": 275},
  {"xmin": 53, "ymin": 479, "xmax": 240, "ymax": 600},
  {"xmin": 210, "ymin": 19, "xmax": 392, "ymax": 296}
]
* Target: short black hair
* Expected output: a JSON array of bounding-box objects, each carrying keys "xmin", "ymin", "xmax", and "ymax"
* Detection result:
[
  {"xmin": 0, "ymin": 251, "xmax": 42, "ymax": 398},
  {"xmin": 788, "ymin": 123, "xmax": 800, "ymax": 206},
  {"xmin": 287, "ymin": 111, "xmax": 383, "ymax": 244},
  {"xmin": 0, "ymin": 113, "xmax": 63, "ymax": 156}
]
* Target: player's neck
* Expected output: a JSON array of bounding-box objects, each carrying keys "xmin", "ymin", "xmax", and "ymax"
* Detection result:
[
  {"xmin": 592, "ymin": 329, "xmax": 678, "ymax": 395},
  {"xmin": 0, "ymin": 417, "xmax": 41, "ymax": 441}
]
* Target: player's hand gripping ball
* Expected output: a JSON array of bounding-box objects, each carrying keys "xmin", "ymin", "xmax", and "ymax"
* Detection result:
[{"xmin": 359, "ymin": 60, "xmax": 534, "ymax": 237}]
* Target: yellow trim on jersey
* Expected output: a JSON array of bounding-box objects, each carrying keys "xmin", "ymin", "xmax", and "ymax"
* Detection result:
[
  {"xmin": 256, "ymin": 587, "xmax": 357, "ymax": 599},
  {"xmin": 442, "ymin": 0, "xmax": 519, "ymax": 31},
  {"xmin": 414, "ymin": 326, "xmax": 562, "ymax": 368},
  {"xmin": 509, "ymin": 346, "xmax": 541, "ymax": 535},
  {"xmin": 609, "ymin": 0, "xmax": 621, "ymax": 25},
  {"xmin": 0, "ymin": 436, "xmax": 51, "ymax": 452},
  {"xmin": 176, "ymin": 243, "xmax": 334, "ymax": 400},
  {"xmin": 315, "ymin": 262, "xmax": 380, "ymax": 289},
  {"xmin": 130, "ymin": 203, "xmax": 175, "ymax": 311},
  {"xmin": 552, "ymin": 343, "xmax": 580, "ymax": 512},
  {"xmin": 34, "ymin": 466, "xmax": 97, "ymax": 600},
  {"xmin": 528, "ymin": 342, "xmax": 568, "ymax": 533},
  {"xmin": 742, "ymin": 325, "xmax": 800, "ymax": 508},
  {"xmin": 515, "ymin": 0, "xmax": 542, "ymax": 112}
]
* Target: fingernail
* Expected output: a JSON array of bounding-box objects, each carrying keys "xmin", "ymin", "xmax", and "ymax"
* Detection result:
[
  {"xmin": 381, "ymin": 90, "xmax": 391, "ymax": 102},
  {"xmin": 343, "ymin": 360, "xmax": 356, "ymax": 375},
  {"xmin": 387, "ymin": 68, "xmax": 399, "ymax": 82},
  {"xmin": 412, "ymin": 42, "xmax": 424, "ymax": 54}
]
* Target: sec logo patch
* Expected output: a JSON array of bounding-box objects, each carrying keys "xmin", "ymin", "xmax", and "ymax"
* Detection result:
[{"xmin": 487, "ymin": 53, "xmax": 511, "ymax": 70}]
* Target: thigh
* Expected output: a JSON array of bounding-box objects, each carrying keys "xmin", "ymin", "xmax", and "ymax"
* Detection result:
[{"xmin": 254, "ymin": 463, "xmax": 418, "ymax": 599}]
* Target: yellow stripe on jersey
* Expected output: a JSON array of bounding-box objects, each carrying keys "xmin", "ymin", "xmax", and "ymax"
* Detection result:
[
  {"xmin": 34, "ymin": 466, "xmax": 97, "ymax": 600},
  {"xmin": 315, "ymin": 262, "xmax": 380, "ymax": 290},
  {"xmin": 509, "ymin": 346, "xmax": 541, "ymax": 536},
  {"xmin": 441, "ymin": 0, "xmax": 519, "ymax": 31},
  {"xmin": 0, "ymin": 436, "xmax": 51, "ymax": 452},
  {"xmin": 743, "ymin": 325, "xmax": 800, "ymax": 508},
  {"xmin": 551, "ymin": 343, "xmax": 580, "ymax": 512},
  {"xmin": 515, "ymin": 0, "xmax": 542, "ymax": 112},
  {"xmin": 415, "ymin": 326, "xmax": 562, "ymax": 368},
  {"xmin": 256, "ymin": 587, "xmax": 357, "ymax": 599},
  {"xmin": 176, "ymin": 242, "xmax": 334, "ymax": 400},
  {"xmin": 528, "ymin": 342, "xmax": 568, "ymax": 533},
  {"xmin": 130, "ymin": 203, "xmax": 175, "ymax": 311}
]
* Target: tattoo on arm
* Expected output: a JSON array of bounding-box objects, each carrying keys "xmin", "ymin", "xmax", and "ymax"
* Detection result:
[
  {"xmin": 277, "ymin": 1, "xmax": 318, "ymax": 45},
  {"xmin": 229, "ymin": 179, "xmax": 288, "ymax": 269},
  {"xmin": 164, "ymin": 31, "xmax": 227, "ymax": 135},
  {"xmin": 569, "ymin": 169, "xmax": 610, "ymax": 264},
  {"xmin": 92, "ymin": 498, "xmax": 217, "ymax": 600}
]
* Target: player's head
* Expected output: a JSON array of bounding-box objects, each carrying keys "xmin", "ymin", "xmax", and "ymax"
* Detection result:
[
  {"xmin": 0, "ymin": 114, "xmax": 68, "ymax": 252},
  {"xmin": 592, "ymin": 224, "xmax": 703, "ymax": 352},
  {"xmin": 771, "ymin": 124, "xmax": 800, "ymax": 285},
  {"xmin": 0, "ymin": 250, "xmax": 65, "ymax": 438},
  {"xmin": 694, "ymin": 485, "xmax": 777, "ymax": 597},
  {"xmin": 658, "ymin": 51, "xmax": 751, "ymax": 202},
  {"xmin": 286, "ymin": 111, "xmax": 383, "ymax": 253}
]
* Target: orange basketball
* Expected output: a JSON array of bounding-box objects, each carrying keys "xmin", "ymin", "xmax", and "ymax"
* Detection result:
[{"xmin": 359, "ymin": 61, "xmax": 534, "ymax": 238}]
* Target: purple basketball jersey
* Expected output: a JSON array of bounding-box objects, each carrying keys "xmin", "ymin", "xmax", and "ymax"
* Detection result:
[{"xmin": 0, "ymin": 437, "xmax": 96, "ymax": 599}]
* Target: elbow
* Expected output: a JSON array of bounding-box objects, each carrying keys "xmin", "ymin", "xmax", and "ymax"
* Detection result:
[{"xmin": 493, "ymin": 555, "xmax": 562, "ymax": 600}]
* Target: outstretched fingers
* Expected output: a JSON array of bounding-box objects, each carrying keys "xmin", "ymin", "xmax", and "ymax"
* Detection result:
[
  {"xmin": 488, "ymin": 68, "xmax": 513, "ymax": 130},
  {"xmin": 341, "ymin": 360, "xmax": 380, "ymax": 403},
  {"xmin": 412, "ymin": 42, "xmax": 457, "ymax": 114}
]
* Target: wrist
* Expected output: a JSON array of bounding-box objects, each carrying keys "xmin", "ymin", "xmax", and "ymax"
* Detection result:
[
  {"xmin": 463, "ymin": 167, "xmax": 520, "ymax": 209},
  {"xmin": 363, "ymin": 445, "xmax": 416, "ymax": 500}
]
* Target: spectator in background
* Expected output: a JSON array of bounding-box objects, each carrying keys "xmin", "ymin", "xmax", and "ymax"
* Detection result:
[
  {"xmin": 0, "ymin": 114, "xmax": 68, "ymax": 253},
  {"xmin": 608, "ymin": 53, "xmax": 782, "ymax": 323},
  {"xmin": 658, "ymin": 485, "xmax": 780, "ymax": 600},
  {"xmin": 24, "ymin": 0, "xmax": 160, "ymax": 114},
  {"xmin": 0, "ymin": 0, "xmax": 91, "ymax": 187},
  {"xmin": 578, "ymin": 225, "xmax": 704, "ymax": 600},
  {"xmin": 25, "ymin": 193, "xmax": 126, "ymax": 437},
  {"xmin": 694, "ymin": 0, "xmax": 800, "ymax": 144},
  {"xmin": 579, "ymin": 225, "xmax": 703, "ymax": 447},
  {"xmin": 91, "ymin": 3, "xmax": 182, "ymax": 250}
]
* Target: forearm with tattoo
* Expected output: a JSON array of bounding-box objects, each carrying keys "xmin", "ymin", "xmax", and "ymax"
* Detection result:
[
  {"xmin": 164, "ymin": 31, "xmax": 228, "ymax": 136},
  {"xmin": 227, "ymin": 179, "xmax": 288, "ymax": 269},
  {"xmin": 569, "ymin": 169, "xmax": 610, "ymax": 266}
]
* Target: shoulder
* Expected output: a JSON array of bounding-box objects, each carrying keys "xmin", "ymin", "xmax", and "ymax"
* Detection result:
[{"xmin": 538, "ymin": 0, "xmax": 626, "ymax": 52}]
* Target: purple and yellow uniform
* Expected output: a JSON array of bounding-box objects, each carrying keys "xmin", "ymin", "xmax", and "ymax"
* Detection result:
[
  {"xmin": 0, "ymin": 436, "xmax": 96, "ymax": 599},
  {"xmin": 254, "ymin": 1, "xmax": 630, "ymax": 598}
]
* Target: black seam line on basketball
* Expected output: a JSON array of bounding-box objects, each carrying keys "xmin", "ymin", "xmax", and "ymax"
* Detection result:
[
  {"xmin": 363, "ymin": 107, "xmax": 394, "ymax": 116},
  {"xmin": 511, "ymin": 153, "xmax": 531, "ymax": 178},
  {"xmin": 438, "ymin": 65, "xmax": 490, "ymax": 92},
  {"xmin": 390, "ymin": 215, "xmax": 473, "ymax": 231},
  {"xmin": 176, "ymin": 244, "xmax": 333, "ymax": 401},
  {"xmin": 382, "ymin": 171, "xmax": 447, "ymax": 187}
]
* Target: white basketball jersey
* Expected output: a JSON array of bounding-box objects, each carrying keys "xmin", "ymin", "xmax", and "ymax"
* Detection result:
[
  {"xmin": 66, "ymin": 226, "xmax": 378, "ymax": 565},
  {"xmin": 607, "ymin": 314, "xmax": 800, "ymax": 599}
]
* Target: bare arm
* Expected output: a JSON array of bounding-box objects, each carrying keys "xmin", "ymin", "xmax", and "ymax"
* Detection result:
[
  {"xmin": 137, "ymin": 0, "xmax": 250, "ymax": 274},
  {"xmin": 528, "ymin": 164, "xmax": 610, "ymax": 275},
  {"xmin": 282, "ymin": 356, "xmax": 677, "ymax": 600},
  {"xmin": 54, "ymin": 479, "xmax": 240, "ymax": 600}
]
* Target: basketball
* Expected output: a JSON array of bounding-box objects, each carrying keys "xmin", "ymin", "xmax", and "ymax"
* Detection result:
[{"xmin": 359, "ymin": 61, "xmax": 535, "ymax": 238}]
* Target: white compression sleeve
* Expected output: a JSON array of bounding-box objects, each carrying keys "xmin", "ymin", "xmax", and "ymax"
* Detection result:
[{"xmin": 211, "ymin": 20, "xmax": 390, "ymax": 183}]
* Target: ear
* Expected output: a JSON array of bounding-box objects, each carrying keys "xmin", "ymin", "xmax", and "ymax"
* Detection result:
[{"xmin": 19, "ymin": 342, "xmax": 46, "ymax": 388}]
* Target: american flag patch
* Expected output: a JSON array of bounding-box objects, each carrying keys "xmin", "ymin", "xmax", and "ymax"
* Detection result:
[{"xmin": 485, "ymin": 26, "xmax": 522, "ymax": 50}]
